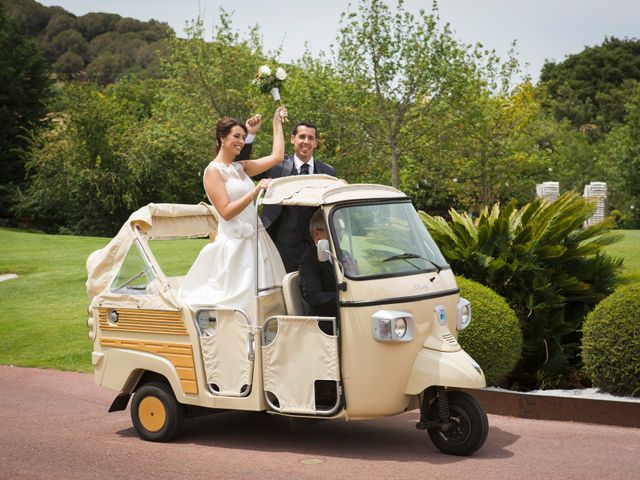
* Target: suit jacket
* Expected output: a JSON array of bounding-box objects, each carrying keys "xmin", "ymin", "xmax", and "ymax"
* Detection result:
[
  {"xmin": 258, "ymin": 155, "xmax": 336, "ymax": 271},
  {"xmin": 236, "ymin": 142, "xmax": 252, "ymax": 161},
  {"xmin": 258, "ymin": 154, "xmax": 336, "ymax": 230},
  {"xmin": 298, "ymin": 244, "xmax": 338, "ymax": 318}
]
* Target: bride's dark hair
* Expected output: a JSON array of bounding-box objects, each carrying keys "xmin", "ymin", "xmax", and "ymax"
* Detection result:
[{"xmin": 216, "ymin": 117, "xmax": 248, "ymax": 152}]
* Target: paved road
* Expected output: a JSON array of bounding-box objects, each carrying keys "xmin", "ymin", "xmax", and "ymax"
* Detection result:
[{"xmin": 1, "ymin": 365, "xmax": 638, "ymax": 480}]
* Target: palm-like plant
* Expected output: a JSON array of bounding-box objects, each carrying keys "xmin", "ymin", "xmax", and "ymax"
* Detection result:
[{"xmin": 420, "ymin": 193, "xmax": 623, "ymax": 389}]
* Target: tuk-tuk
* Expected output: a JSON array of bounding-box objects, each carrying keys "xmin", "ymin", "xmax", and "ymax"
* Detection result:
[{"xmin": 85, "ymin": 175, "xmax": 488, "ymax": 456}]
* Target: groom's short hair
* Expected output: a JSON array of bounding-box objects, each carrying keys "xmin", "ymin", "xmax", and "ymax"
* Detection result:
[{"xmin": 292, "ymin": 122, "xmax": 318, "ymax": 138}]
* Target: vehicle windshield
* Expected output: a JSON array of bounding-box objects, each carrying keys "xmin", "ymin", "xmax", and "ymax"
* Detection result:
[{"xmin": 330, "ymin": 201, "xmax": 448, "ymax": 279}]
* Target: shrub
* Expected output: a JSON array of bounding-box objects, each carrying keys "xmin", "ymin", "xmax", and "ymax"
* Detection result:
[
  {"xmin": 582, "ymin": 282, "xmax": 640, "ymax": 397},
  {"xmin": 421, "ymin": 193, "xmax": 623, "ymax": 389},
  {"xmin": 457, "ymin": 277, "xmax": 523, "ymax": 386}
]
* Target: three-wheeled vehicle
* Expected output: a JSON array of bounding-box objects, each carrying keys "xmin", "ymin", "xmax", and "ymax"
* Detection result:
[{"xmin": 85, "ymin": 175, "xmax": 488, "ymax": 456}]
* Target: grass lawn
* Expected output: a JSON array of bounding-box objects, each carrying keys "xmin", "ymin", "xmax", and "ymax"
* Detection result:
[
  {"xmin": 604, "ymin": 229, "xmax": 640, "ymax": 274},
  {"xmin": 0, "ymin": 228, "xmax": 205, "ymax": 372},
  {"xmin": 1, "ymin": 227, "xmax": 638, "ymax": 372}
]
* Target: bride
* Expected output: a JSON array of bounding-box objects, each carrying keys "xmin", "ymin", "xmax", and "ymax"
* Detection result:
[{"xmin": 179, "ymin": 107, "xmax": 288, "ymax": 318}]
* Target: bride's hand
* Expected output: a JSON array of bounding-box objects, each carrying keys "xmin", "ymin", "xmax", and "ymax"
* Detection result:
[
  {"xmin": 257, "ymin": 178, "xmax": 271, "ymax": 191},
  {"xmin": 274, "ymin": 106, "xmax": 288, "ymax": 123}
]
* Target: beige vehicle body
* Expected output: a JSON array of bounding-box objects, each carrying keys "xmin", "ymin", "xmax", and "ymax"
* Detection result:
[{"xmin": 86, "ymin": 175, "xmax": 487, "ymax": 454}]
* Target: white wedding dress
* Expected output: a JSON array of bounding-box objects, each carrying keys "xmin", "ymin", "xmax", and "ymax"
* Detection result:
[{"xmin": 179, "ymin": 161, "xmax": 286, "ymax": 319}]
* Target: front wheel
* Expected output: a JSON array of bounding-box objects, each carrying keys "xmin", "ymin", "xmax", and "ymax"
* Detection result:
[
  {"xmin": 427, "ymin": 390, "xmax": 488, "ymax": 456},
  {"xmin": 131, "ymin": 381, "xmax": 184, "ymax": 442}
]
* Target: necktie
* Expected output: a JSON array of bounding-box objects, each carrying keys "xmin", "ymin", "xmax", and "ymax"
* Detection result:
[{"xmin": 299, "ymin": 163, "xmax": 310, "ymax": 175}]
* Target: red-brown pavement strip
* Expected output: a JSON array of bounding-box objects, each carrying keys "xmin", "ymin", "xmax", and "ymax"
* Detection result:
[{"xmin": 1, "ymin": 365, "xmax": 639, "ymax": 480}]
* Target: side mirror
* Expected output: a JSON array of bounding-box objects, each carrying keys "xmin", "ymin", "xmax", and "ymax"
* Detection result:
[
  {"xmin": 317, "ymin": 239, "xmax": 332, "ymax": 263},
  {"xmin": 316, "ymin": 239, "xmax": 348, "ymax": 291}
]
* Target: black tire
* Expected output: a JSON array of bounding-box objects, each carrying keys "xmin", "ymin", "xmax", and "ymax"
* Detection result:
[
  {"xmin": 427, "ymin": 390, "xmax": 488, "ymax": 456},
  {"xmin": 130, "ymin": 381, "xmax": 184, "ymax": 442}
]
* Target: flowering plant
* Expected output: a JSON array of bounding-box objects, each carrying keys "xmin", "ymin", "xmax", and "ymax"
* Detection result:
[{"xmin": 253, "ymin": 64, "xmax": 288, "ymax": 121}]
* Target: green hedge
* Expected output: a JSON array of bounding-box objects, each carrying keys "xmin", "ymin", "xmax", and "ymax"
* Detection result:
[
  {"xmin": 457, "ymin": 277, "xmax": 523, "ymax": 386},
  {"xmin": 582, "ymin": 282, "xmax": 640, "ymax": 397}
]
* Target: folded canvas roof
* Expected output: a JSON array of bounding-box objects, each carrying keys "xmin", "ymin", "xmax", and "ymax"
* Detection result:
[{"xmin": 261, "ymin": 175, "xmax": 406, "ymax": 206}]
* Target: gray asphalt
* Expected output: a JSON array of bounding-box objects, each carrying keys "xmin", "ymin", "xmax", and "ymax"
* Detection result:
[{"xmin": 1, "ymin": 365, "xmax": 638, "ymax": 480}]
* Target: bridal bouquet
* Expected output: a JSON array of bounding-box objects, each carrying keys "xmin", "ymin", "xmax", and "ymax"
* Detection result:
[{"xmin": 253, "ymin": 64, "xmax": 288, "ymax": 121}]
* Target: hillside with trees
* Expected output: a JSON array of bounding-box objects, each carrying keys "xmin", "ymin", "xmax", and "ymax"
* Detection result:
[{"xmin": 0, "ymin": 0, "xmax": 171, "ymax": 84}]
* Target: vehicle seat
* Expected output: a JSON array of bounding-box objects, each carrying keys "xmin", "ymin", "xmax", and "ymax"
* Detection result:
[{"xmin": 282, "ymin": 271, "xmax": 305, "ymax": 315}]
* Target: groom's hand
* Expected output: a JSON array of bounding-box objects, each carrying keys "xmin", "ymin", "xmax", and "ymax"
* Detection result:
[{"xmin": 245, "ymin": 114, "xmax": 263, "ymax": 136}]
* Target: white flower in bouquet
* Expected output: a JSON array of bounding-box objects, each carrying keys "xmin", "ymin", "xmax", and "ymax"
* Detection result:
[
  {"xmin": 258, "ymin": 65, "xmax": 272, "ymax": 76},
  {"xmin": 275, "ymin": 67, "xmax": 287, "ymax": 81}
]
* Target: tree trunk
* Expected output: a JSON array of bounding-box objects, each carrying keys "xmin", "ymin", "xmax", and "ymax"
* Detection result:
[
  {"xmin": 481, "ymin": 152, "xmax": 489, "ymax": 206},
  {"xmin": 391, "ymin": 142, "xmax": 400, "ymax": 189}
]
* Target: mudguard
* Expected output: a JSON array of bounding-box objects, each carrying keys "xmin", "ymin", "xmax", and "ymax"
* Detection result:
[
  {"xmin": 99, "ymin": 349, "xmax": 188, "ymax": 400},
  {"xmin": 404, "ymin": 348, "xmax": 486, "ymax": 395}
]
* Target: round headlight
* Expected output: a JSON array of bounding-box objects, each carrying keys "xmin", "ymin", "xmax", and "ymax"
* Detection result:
[
  {"xmin": 456, "ymin": 297, "xmax": 472, "ymax": 330},
  {"xmin": 461, "ymin": 306, "xmax": 470, "ymax": 325},
  {"xmin": 107, "ymin": 309, "xmax": 119, "ymax": 324},
  {"xmin": 394, "ymin": 318, "xmax": 407, "ymax": 338}
]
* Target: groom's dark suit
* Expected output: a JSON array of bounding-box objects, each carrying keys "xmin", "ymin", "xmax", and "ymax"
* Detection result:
[
  {"xmin": 258, "ymin": 154, "xmax": 336, "ymax": 272},
  {"xmin": 236, "ymin": 143, "xmax": 252, "ymax": 161}
]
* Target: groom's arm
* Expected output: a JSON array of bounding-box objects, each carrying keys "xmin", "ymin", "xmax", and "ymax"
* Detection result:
[
  {"xmin": 235, "ymin": 114, "xmax": 262, "ymax": 161},
  {"xmin": 236, "ymin": 141, "xmax": 253, "ymax": 161}
]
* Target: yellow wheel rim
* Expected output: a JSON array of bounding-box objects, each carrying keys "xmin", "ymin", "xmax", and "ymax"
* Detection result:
[{"xmin": 138, "ymin": 396, "xmax": 166, "ymax": 432}]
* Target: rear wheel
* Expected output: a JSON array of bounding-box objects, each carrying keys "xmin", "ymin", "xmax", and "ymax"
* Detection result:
[
  {"xmin": 131, "ymin": 382, "xmax": 184, "ymax": 442},
  {"xmin": 427, "ymin": 390, "xmax": 488, "ymax": 456}
]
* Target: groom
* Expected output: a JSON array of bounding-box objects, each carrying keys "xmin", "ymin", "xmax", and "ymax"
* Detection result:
[{"xmin": 241, "ymin": 120, "xmax": 336, "ymax": 272}]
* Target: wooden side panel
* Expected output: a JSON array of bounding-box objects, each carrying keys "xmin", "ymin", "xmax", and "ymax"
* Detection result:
[
  {"xmin": 100, "ymin": 338, "xmax": 198, "ymax": 394},
  {"xmin": 98, "ymin": 308, "xmax": 188, "ymax": 335}
]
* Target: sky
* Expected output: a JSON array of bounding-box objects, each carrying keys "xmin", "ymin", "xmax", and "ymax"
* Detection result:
[{"xmin": 38, "ymin": 0, "xmax": 640, "ymax": 83}]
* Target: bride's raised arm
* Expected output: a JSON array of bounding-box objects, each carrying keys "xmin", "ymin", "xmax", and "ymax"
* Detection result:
[{"xmin": 240, "ymin": 106, "xmax": 287, "ymax": 177}]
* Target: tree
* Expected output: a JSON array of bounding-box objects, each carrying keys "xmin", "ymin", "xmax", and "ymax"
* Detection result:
[
  {"xmin": 45, "ymin": 13, "xmax": 77, "ymax": 40},
  {"xmin": 540, "ymin": 37, "xmax": 640, "ymax": 131},
  {"xmin": 0, "ymin": 0, "xmax": 51, "ymax": 37},
  {"xmin": 163, "ymin": 11, "xmax": 262, "ymax": 121},
  {"xmin": 598, "ymin": 83, "xmax": 640, "ymax": 227},
  {"xmin": 53, "ymin": 51, "xmax": 85, "ymax": 76},
  {"xmin": 334, "ymin": 0, "xmax": 478, "ymax": 188},
  {"xmin": 442, "ymin": 81, "xmax": 555, "ymax": 209},
  {"xmin": 0, "ymin": 4, "xmax": 51, "ymax": 220},
  {"xmin": 77, "ymin": 12, "xmax": 120, "ymax": 41},
  {"xmin": 47, "ymin": 28, "xmax": 88, "ymax": 61},
  {"xmin": 17, "ymin": 81, "xmax": 148, "ymax": 235}
]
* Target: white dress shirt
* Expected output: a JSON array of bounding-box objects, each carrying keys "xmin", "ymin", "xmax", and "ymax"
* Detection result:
[{"xmin": 293, "ymin": 156, "xmax": 315, "ymax": 174}]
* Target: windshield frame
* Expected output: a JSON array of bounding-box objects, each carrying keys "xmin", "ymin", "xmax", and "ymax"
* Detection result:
[{"xmin": 328, "ymin": 199, "xmax": 450, "ymax": 281}]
